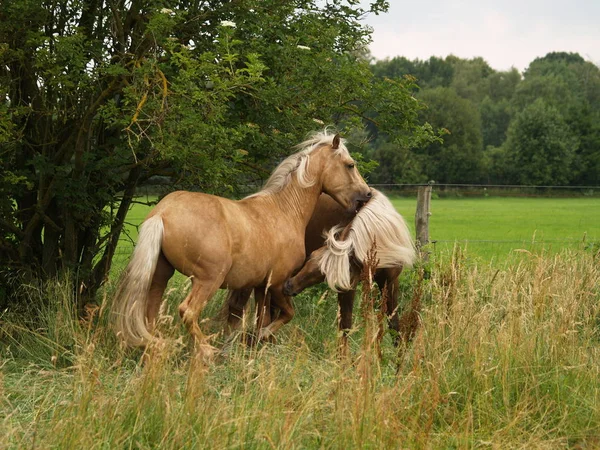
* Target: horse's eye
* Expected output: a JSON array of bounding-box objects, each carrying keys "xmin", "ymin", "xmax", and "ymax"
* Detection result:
[{"xmin": 347, "ymin": 163, "xmax": 355, "ymax": 169}]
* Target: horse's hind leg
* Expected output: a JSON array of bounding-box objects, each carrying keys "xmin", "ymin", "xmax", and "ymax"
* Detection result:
[
  {"xmin": 337, "ymin": 290, "xmax": 355, "ymax": 355},
  {"xmin": 254, "ymin": 288, "xmax": 276, "ymax": 344},
  {"xmin": 147, "ymin": 252, "xmax": 175, "ymax": 332},
  {"xmin": 178, "ymin": 273, "xmax": 226, "ymax": 358},
  {"xmin": 257, "ymin": 286, "xmax": 294, "ymax": 341},
  {"xmin": 375, "ymin": 268, "xmax": 401, "ymax": 346}
]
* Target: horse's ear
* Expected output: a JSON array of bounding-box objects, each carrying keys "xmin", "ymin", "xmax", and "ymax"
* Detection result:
[{"xmin": 332, "ymin": 134, "xmax": 341, "ymax": 150}]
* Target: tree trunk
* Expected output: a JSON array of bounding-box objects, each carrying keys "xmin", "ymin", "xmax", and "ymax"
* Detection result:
[{"xmin": 85, "ymin": 166, "xmax": 143, "ymax": 303}]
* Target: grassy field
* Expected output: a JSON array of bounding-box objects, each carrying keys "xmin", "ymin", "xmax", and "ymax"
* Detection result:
[
  {"xmin": 116, "ymin": 195, "xmax": 600, "ymax": 266},
  {"xmin": 392, "ymin": 196, "xmax": 599, "ymax": 262},
  {"xmin": 1, "ymin": 196, "xmax": 600, "ymax": 448}
]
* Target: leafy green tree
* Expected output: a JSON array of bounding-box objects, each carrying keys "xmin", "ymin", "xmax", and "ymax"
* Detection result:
[
  {"xmin": 480, "ymin": 97, "xmax": 511, "ymax": 149},
  {"xmin": 481, "ymin": 145, "xmax": 511, "ymax": 184},
  {"xmin": 416, "ymin": 87, "xmax": 483, "ymax": 183},
  {"xmin": 371, "ymin": 56, "xmax": 454, "ymax": 89},
  {"xmin": 512, "ymin": 74, "xmax": 576, "ymax": 115},
  {"xmin": 479, "ymin": 69, "xmax": 521, "ymax": 150},
  {"xmin": 512, "ymin": 52, "xmax": 600, "ymax": 184},
  {"xmin": 568, "ymin": 103, "xmax": 600, "ymax": 185},
  {"xmin": 448, "ymin": 56, "xmax": 494, "ymax": 103},
  {"xmin": 0, "ymin": 0, "xmax": 436, "ymax": 308},
  {"xmin": 365, "ymin": 141, "xmax": 430, "ymax": 185},
  {"xmin": 504, "ymin": 99, "xmax": 578, "ymax": 185},
  {"xmin": 485, "ymin": 69, "xmax": 521, "ymax": 103},
  {"xmin": 369, "ymin": 51, "xmax": 600, "ymax": 186},
  {"xmin": 371, "ymin": 56, "xmax": 417, "ymax": 81}
]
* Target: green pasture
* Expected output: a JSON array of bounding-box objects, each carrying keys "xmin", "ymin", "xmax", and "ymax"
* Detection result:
[
  {"xmin": 393, "ymin": 196, "xmax": 599, "ymax": 262},
  {"xmin": 116, "ymin": 195, "xmax": 600, "ymax": 267}
]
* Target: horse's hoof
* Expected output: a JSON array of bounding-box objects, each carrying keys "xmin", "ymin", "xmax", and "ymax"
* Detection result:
[
  {"xmin": 196, "ymin": 342, "xmax": 218, "ymax": 363},
  {"xmin": 241, "ymin": 332, "xmax": 257, "ymax": 347},
  {"xmin": 257, "ymin": 328, "xmax": 276, "ymax": 343}
]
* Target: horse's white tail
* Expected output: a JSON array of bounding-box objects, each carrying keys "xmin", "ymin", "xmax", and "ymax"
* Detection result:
[{"xmin": 113, "ymin": 215, "xmax": 164, "ymax": 347}]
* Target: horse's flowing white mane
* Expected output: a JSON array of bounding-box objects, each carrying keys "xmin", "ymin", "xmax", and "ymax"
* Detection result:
[
  {"xmin": 317, "ymin": 189, "xmax": 416, "ymax": 291},
  {"xmin": 248, "ymin": 130, "xmax": 351, "ymax": 198}
]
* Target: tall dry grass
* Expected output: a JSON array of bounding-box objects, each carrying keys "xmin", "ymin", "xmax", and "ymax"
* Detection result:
[{"xmin": 1, "ymin": 247, "xmax": 600, "ymax": 448}]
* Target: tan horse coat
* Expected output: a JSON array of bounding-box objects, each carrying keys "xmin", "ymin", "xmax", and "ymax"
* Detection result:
[
  {"xmin": 113, "ymin": 132, "xmax": 371, "ymax": 352},
  {"xmin": 226, "ymin": 190, "xmax": 416, "ymax": 346}
]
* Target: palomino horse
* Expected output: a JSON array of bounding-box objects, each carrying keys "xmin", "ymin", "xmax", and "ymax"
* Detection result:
[
  {"xmin": 113, "ymin": 131, "xmax": 371, "ymax": 354},
  {"xmin": 225, "ymin": 189, "xmax": 416, "ymax": 345},
  {"xmin": 282, "ymin": 189, "xmax": 416, "ymax": 344}
]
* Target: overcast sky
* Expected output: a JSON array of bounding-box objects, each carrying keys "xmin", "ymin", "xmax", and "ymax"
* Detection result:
[{"xmin": 362, "ymin": 0, "xmax": 600, "ymax": 72}]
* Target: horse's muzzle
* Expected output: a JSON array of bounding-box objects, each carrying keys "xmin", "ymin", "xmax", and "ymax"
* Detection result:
[
  {"xmin": 283, "ymin": 279, "xmax": 297, "ymax": 297},
  {"xmin": 354, "ymin": 190, "xmax": 373, "ymax": 213}
]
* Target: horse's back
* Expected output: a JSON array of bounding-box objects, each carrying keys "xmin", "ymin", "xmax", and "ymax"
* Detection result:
[
  {"xmin": 148, "ymin": 191, "xmax": 235, "ymax": 277},
  {"xmin": 148, "ymin": 191, "xmax": 305, "ymax": 288}
]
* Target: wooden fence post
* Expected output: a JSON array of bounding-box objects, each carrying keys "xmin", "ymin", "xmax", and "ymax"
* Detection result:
[{"xmin": 415, "ymin": 184, "xmax": 432, "ymax": 262}]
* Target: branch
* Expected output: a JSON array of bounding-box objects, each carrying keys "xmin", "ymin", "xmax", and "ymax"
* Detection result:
[
  {"xmin": 108, "ymin": 1, "xmax": 125, "ymax": 51},
  {"xmin": 91, "ymin": 166, "xmax": 142, "ymax": 288},
  {"xmin": 130, "ymin": 199, "xmax": 158, "ymax": 206},
  {"xmin": 219, "ymin": 152, "xmax": 271, "ymax": 175},
  {"xmin": 237, "ymin": 159, "xmax": 271, "ymax": 175},
  {"xmin": 341, "ymin": 105, "xmax": 380, "ymax": 127},
  {"xmin": 34, "ymin": 205, "xmax": 62, "ymax": 232},
  {"xmin": 73, "ymin": 76, "xmax": 128, "ymax": 175},
  {"xmin": 0, "ymin": 217, "xmax": 24, "ymax": 238}
]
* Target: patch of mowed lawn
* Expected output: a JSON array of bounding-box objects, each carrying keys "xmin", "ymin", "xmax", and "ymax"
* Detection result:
[
  {"xmin": 116, "ymin": 195, "xmax": 600, "ymax": 267},
  {"xmin": 110, "ymin": 195, "xmax": 600, "ymax": 278},
  {"xmin": 390, "ymin": 196, "xmax": 600, "ymax": 262}
]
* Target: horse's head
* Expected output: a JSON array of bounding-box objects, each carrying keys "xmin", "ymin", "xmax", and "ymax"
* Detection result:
[{"xmin": 320, "ymin": 134, "xmax": 371, "ymax": 214}]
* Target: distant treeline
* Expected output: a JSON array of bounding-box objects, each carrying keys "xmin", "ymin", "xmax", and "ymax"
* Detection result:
[{"xmin": 366, "ymin": 52, "xmax": 600, "ymax": 186}]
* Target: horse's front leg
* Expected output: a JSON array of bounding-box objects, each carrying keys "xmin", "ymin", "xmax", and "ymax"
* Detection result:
[
  {"xmin": 224, "ymin": 288, "xmax": 252, "ymax": 335},
  {"xmin": 375, "ymin": 268, "xmax": 402, "ymax": 346},
  {"xmin": 257, "ymin": 285, "xmax": 294, "ymax": 341}
]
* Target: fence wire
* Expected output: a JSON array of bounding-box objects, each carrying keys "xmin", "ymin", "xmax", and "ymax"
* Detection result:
[
  {"xmin": 370, "ymin": 183, "xmax": 600, "ymax": 198},
  {"xmin": 113, "ymin": 184, "xmax": 600, "ymax": 258}
]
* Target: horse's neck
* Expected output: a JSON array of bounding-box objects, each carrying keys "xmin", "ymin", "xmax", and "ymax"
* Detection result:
[
  {"xmin": 271, "ymin": 180, "xmax": 322, "ymax": 229},
  {"xmin": 340, "ymin": 222, "xmax": 353, "ymax": 241}
]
